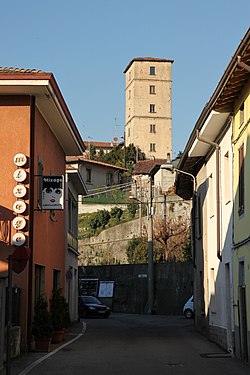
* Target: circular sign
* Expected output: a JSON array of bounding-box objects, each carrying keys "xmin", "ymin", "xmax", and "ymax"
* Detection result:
[
  {"xmin": 13, "ymin": 200, "xmax": 26, "ymax": 214},
  {"xmin": 12, "ymin": 216, "xmax": 26, "ymax": 230},
  {"xmin": 13, "ymin": 153, "xmax": 27, "ymax": 167},
  {"xmin": 12, "ymin": 247, "xmax": 31, "ymax": 274},
  {"xmin": 13, "ymin": 184, "xmax": 27, "ymax": 198},
  {"xmin": 12, "ymin": 233, "xmax": 26, "ymax": 246},
  {"xmin": 13, "ymin": 169, "xmax": 27, "ymax": 182}
]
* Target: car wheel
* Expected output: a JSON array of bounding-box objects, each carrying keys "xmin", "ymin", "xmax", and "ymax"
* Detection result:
[{"xmin": 184, "ymin": 309, "xmax": 193, "ymax": 319}]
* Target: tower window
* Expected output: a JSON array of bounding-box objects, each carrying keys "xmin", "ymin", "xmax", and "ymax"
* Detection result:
[
  {"xmin": 150, "ymin": 66, "xmax": 155, "ymax": 75},
  {"xmin": 150, "ymin": 85, "xmax": 155, "ymax": 94},
  {"xmin": 150, "ymin": 104, "xmax": 155, "ymax": 113},
  {"xmin": 150, "ymin": 124, "xmax": 156, "ymax": 133},
  {"xmin": 150, "ymin": 143, "xmax": 156, "ymax": 152}
]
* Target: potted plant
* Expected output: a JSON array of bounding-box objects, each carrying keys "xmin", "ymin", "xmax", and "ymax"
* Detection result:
[
  {"xmin": 50, "ymin": 288, "xmax": 69, "ymax": 343},
  {"xmin": 32, "ymin": 295, "xmax": 54, "ymax": 352}
]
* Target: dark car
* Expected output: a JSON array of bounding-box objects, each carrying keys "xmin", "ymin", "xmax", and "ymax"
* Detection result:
[{"xmin": 78, "ymin": 295, "xmax": 111, "ymax": 318}]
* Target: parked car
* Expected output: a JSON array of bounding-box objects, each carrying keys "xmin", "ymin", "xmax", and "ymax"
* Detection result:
[
  {"xmin": 183, "ymin": 295, "xmax": 194, "ymax": 319},
  {"xmin": 78, "ymin": 295, "xmax": 111, "ymax": 318}
]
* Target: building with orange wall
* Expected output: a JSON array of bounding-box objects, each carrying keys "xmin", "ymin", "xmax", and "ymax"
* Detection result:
[{"xmin": 0, "ymin": 67, "xmax": 85, "ymax": 360}]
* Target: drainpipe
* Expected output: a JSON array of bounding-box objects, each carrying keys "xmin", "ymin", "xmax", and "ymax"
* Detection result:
[
  {"xmin": 196, "ymin": 130, "xmax": 222, "ymax": 261},
  {"xmin": 27, "ymin": 96, "xmax": 36, "ymax": 348}
]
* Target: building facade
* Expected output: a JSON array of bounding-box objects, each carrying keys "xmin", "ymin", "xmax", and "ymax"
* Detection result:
[
  {"xmin": 175, "ymin": 28, "xmax": 250, "ymax": 362},
  {"xmin": 65, "ymin": 165, "xmax": 87, "ymax": 322},
  {"xmin": 124, "ymin": 57, "xmax": 173, "ymax": 160},
  {"xmin": 0, "ymin": 67, "xmax": 84, "ymax": 363}
]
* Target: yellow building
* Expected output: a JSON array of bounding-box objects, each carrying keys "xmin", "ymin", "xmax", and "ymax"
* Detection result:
[
  {"xmin": 124, "ymin": 57, "xmax": 173, "ymax": 160},
  {"xmin": 232, "ymin": 47, "xmax": 250, "ymax": 361}
]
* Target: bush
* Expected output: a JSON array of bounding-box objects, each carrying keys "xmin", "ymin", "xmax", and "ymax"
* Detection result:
[
  {"xmin": 127, "ymin": 203, "xmax": 137, "ymax": 218},
  {"xmin": 110, "ymin": 206, "xmax": 123, "ymax": 222},
  {"xmin": 50, "ymin": 288, "xmax": 70, "ymax": 331},
  {"xmin": 32, "ymin": 295, "xmax": 53, "ymax": 339}
]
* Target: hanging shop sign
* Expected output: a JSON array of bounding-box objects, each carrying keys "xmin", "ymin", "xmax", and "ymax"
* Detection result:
[
  {"xmin": 13, "ymin": 169, "xmax": 27, "ymax": 182},
  {"xmin": 13, "ymin": 200, "xmax": 26, "ymax": 214},
  {"xmin": 12, "ymin": 217, "xmax": 26, "ymax": 230},
  {"xmin": 13, "ymin": 153, "xmax": 27, "ymax": 167},
  {"xmin": 12, "ymin": 232, "xmax": 26, "ymax": 246},
  {"xmin": 41, "ymin": 175, "xmax": 64, "ymax": 210},
  {"xmin": 13, "ymin": 184, "xmax": 27, "ymax": 198}
]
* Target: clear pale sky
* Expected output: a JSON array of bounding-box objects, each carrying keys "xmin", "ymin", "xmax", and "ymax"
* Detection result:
[{"xmin": 1, "ymin": 0, "xmax": 249, "ymax": 158}]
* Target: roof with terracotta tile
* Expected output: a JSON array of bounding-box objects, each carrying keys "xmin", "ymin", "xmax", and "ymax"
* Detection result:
[
  {"xmin": 0, "ymin": 67, "xmax": 47, "ymax": 74},
  {"xmin": 66, "ymin": 156, "xmax": 129, "ymax": 171},
  {"xmin": 133, "ymin": 159, "xmax": 167, "ymax": 175},
  {"xmin": 85, "ymin": 141, "xmax": 116, "ymax": 148}
]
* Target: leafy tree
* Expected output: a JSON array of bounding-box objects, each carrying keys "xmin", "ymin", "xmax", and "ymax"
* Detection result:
[
  {"xmin": 89, "ymin": 144, "xmax": 96, "ymax": 159},
  {"xmin": 96, "ymin": 143, "xmax": 145, "ymax": 171}
]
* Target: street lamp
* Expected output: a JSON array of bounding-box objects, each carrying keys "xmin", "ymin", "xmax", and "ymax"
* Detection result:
[{"xmin": 160, "ymin": 164, "xmax": 197, "ymax": 192}]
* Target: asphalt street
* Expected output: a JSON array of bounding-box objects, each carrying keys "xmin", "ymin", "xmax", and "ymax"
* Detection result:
[{"xmin": 2, "ymin": 313, "xmax": 249, "ymax": 375}]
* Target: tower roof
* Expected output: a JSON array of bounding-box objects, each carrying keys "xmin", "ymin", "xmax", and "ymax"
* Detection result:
[{"xmin": 124, "ymin": 57, "xmax": 174, "ymax": 73}]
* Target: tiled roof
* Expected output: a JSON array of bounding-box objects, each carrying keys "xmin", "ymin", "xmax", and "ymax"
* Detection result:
[
  {"xmin": 66, "ymin": 156, "xmax": 128, "ymax": 171},
  {"xmin": 133, "ymin": 159, "xmax": 167, "ymax": 175},
  {"xmin": 0, "ymin": 67, "xmax": 46, "ymax": 74},
  {"xmin": 85, "ymin": 141, "xmax": 116, "ymax": 148}
]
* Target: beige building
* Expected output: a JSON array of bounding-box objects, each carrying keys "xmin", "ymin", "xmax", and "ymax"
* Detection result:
[{"xmin": 124, "ymin": 57, "xmax": 174, "ymax": 160}]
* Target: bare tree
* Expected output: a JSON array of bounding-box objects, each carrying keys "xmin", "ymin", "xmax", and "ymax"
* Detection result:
[{"xmin": 153, "ymin": 216, "xmax": 191, "ymax": 262}]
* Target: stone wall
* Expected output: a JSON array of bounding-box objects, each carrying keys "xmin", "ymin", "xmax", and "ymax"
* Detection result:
[{"xmin": 78, "ymin": 217, "xmax": 147, "ymax": 265}]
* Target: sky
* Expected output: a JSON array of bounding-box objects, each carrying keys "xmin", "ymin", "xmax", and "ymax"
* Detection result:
[{"xmin": 1, "ymin": 0, "xmax": 249, "ymax": 158}]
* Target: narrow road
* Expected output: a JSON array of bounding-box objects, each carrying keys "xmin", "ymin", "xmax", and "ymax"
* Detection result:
[{"xmin": 15, "ymin": 314, "xmax": 250, "ymax": 374}]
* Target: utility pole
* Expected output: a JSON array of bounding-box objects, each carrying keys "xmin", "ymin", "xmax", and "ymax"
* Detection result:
[{"xmin": 147, "ymin": 175, "xmax": 154, "ymax": 314}]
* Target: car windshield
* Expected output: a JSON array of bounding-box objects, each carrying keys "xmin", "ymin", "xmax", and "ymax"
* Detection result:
[{"xmin": 82, "ymin": 296, "xmax": 101, "ymax": 304}]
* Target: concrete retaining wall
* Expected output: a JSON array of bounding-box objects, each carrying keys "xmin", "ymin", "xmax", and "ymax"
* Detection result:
[{"xmin": 79, "ymin": 262, "xmax": 193, "ymax": 315}]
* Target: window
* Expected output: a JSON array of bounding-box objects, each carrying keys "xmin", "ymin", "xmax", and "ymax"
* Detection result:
[
  {"xmin": 208, "ymin": 174, "xmax": 214, "ymax": 218},
  {"xmin": 106, "ymin": 173, "xmax": 114, "ymax": 186},
  {"xmin": 150, "ymin": 66, "xmax": 155, "ymax": 75},
  {"xmin": 53, "ymin": 269, "xmax": 61, "ymax": 291},
  {"xmin": 196, "ymin": 194, "xmax": 202, "ymax": 239},
  {"xmin": 128, "ymin": 90, "xmax": 131, "ymax": 100},
  {"xmin": 150, "ymin": 124, "xmax": 156, "ymax": 133},
  {"xmin": 224, "ymin": 152, "xmax": 230, "ymax": 204},
  {"xmin": 149, "ymin": 143, "xmax": 156, "ymax": 152},
  {"xmin": 128, "ymin": 128, "xmax": 130, "ymax": 137},
  {"xmin": 68, "ymin": 193, "xmax": 78, "ymax": 237},
  {"xmin": 238, "ymin": 144, "xmax": 244, "ymax": 215},
  {"xmin": 150, "ymin": 104, "xmax": 155, "ymax": 113},
  {"xmin": 240, "ymin": 102, "xmax": 244, "ymax": 126},
  {"xmin": 210, "ymin": 268, "xmax": 216, "ymax": 313},
  {"xmin": 149, "ymin": 85, "xmax": 155, "ymax": 94},
  {"xmin": 86, "ymin": 168, "xmax": 92, "ymax": 183},
  {"xmin": 35, "ymin": 265, "xmax": 45, "ymax": 301}
]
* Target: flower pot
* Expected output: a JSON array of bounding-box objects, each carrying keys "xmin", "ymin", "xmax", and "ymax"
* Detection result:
[
  {"xmin": 35, "ymin": 338, "xmax": 51, "ymax": 352},
  {"xmin": 52, "ymin": 330, "xmax": 64, "ymax": 343}
]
